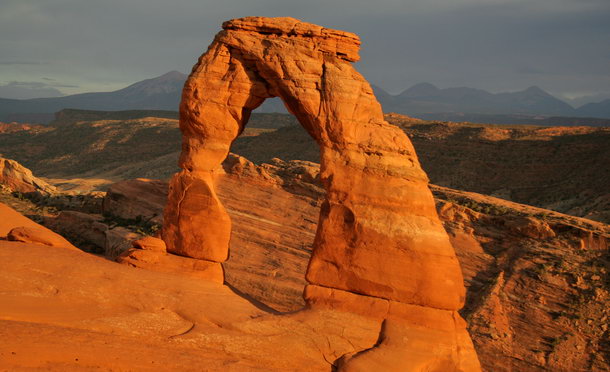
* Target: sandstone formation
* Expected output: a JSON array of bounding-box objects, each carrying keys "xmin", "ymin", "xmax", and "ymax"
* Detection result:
[
  {"xmin": 132, "ymin": 236, "xmax": 167, "ymax": 252},
  {"xmin": 0, "ymin": 157, "xmax": 56, "ymax": 195},
  {"xmin": 0, "ymin": 202, "xmax": 77, "ymax": 251},
  {"xmin": 3, "ymin": 148, "xmax": 607, "ymax": 370},
  {"xmin": 105, "ymin": 161, "xmax": 322, "ymax": 312},
  {"xmin": 118, "ymin": 236, "xmax": 223, "ymax": 283},
  {"xmin": 44, "ymin": 210, "xmax": 140, "ymax": 257},
  {"xmin": 103, "ymin": 178, "xmax": 167, "ymax": 225},
  {"xmin": 227, "ymin": 112, "xmax": 610, "ymax": 224},
  {"xmin": 0, "ymin": 121, "xmax": 44, "ymax": 134},
  {"xmin": 98, "ymin": 151, "xmax": 610, "ymax": 370},
  {"xmin": 10, "ymin": 158, "xmax": 610, "ymax": 372},
  {"xmin": 162, "ymin": 17, "xmax": 480, "ymax": 370},
  {"xmin": 385, "ymin": 115, "xmax": 610, "ymax": 224},
  {"xmin": 433, "ymin": 186, "xmax": 610, "ymax": 372},
  {"xmin": 0, "ymin": 240, "xmax": 384, "ymax": 371}
]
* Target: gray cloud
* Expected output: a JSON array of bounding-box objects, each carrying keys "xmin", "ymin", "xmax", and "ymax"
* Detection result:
[
  {"xmin": 0, "ymin": 61, "xmax": 46, "ymax": 65},
  {"xmin": 2, "ymin": 80, "xmax": 78, "ymax": 89},
  {"xmin": 0, "ymin": 81, "xmax": 66, "ymax": 99},
  {"xmin": 0, "ymin": 0, "xmax": 608, "ymax": 99}
]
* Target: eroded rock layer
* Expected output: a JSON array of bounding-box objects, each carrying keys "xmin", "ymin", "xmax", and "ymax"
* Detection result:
[
  {"xmin": 0, "ymin": 157, "xmax": 56, "ymax": 195},
  {"xmin": 162, "ymin": 17, "xmax": 480, "ymax": 371}
]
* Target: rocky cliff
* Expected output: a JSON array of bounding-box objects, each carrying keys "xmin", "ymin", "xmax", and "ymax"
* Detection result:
[{"xmin": 0, "ymin": 157, "xmax": 56, "ymax": 195}]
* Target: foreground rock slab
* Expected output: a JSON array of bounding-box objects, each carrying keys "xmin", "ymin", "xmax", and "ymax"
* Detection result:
[
  {"xmin": 0, "ymin": 202, "xmax": 77, "ymax": 251},
  {"xmin": 0, "ymin": 241, "xmax": 379, "ymax": 371}
]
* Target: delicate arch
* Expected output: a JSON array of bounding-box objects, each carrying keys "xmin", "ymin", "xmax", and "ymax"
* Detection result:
[
  {"xmin": 162, "ymin": 16, "xmax": 465, "ymax": 311},
  {"xmin": 161, "ymin": 17, "xmax": 482, "ymax": 370}
]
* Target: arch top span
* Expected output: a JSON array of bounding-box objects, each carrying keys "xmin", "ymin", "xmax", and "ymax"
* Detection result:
[{"xmin": 221, "ymin": 17, "xmax": 361, "ymax": 62}]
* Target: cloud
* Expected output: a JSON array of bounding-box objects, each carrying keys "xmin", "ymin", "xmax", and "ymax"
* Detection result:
[
  {"xmin": 4, "ymin": 81, "xmax": 78, "ymax": 89},
  {"xmin": 0, "ymin": 0, "xmax": 608, "ymax": 97},
  {"xmin": 0, "ymin": 81, "xmax": 67, "ymax": 99},
  {"xmin": 0, "ymin": 61, "xmax": 46, "ymax": 66},
  {"xmin": 515, "ymin": 66, "xmax": 544, "ymax": 75}
]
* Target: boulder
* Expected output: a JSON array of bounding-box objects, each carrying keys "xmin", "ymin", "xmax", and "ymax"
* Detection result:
[
  {"xmin": 132, "ymin": 236, "xmax": 167, "ymax": 252},
  {"xmin": 505, "ymin": 216, "xmax": 556, "ymax": 239},
  {"xmin": 0, "ymin": 203, "xmax": 77, "ymax": 251},
  {"xmin": 117, "ymin": 248, "xmax": 223, "ymax": 284}
]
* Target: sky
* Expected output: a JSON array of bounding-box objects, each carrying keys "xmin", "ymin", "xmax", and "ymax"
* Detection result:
[{"xmin": 1, "ymin": 0, "xmax": 609, "ymax": 103}]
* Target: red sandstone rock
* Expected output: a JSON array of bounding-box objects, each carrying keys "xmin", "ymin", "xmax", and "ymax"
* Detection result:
[
  {"xmin": 117, "ymin": 248, "xmax": 223, "ymax": 284},
  {"xmin": 0, "ymin": 157, "xmax": 56, "ymax": 195},
  {"xmin": 0, "ymin": 203, "xmax": 42, "ymax": 237},
  {"xmin": 118, "ymin": 231, "xmax": 220, "ymax": 282},
  {"xmin": 102, "ymin": 178, "xmax": 167, "ymax": 225},
  {"xmin": 161, "ymin": 17, "xmax": 480, "ymax": 370},
  {"xmin": 132, "ymin": 236, "xmax": 167, "ymax": 252},
  {"xmin": 7, "ymin": 226, "xmax": 78, "ymax": 251},
  {"xmin": 84, "ymin": 156, "xmax": 609, "ymax": 370},
  {"xmin": 0, "ymin": 203, "xmax": 77, "ymax": 251},
  {"xmin": 163, "ymin": 16, "xmax": 466, "ymax": 310},
  {"xmin": 44, "ymin": 211, "xmax": 140, "ymax": 257},
  {"xmin": 505, "ymin": 216, "xmax": 556, "ymax": 239},
  {"xmin": 102, "ymin": 169, "xmax": 320, "ymax": 312},
  {"xmin": 337, "ymin": 319, "xmax": 480, "ymax": 372}
]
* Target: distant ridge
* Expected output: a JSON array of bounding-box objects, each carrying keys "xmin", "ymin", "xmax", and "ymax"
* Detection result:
[
  {"xmin": 372, "ymin": 83, "xmax": 577, "ymax": 117},
  {"xmin": 0, "ymin": 71, "xmax": 187, "ymax": 123},
  {"xmin": 576, "ymin": 98, "xmax": 610, "ymax": 119},
  {"xmin": 49, "ymin": 108, "xmax": 179, "ymax": 126},
  {"xmin": 1, "ymin": 71, "xmax": 609, "ymax": 124}
]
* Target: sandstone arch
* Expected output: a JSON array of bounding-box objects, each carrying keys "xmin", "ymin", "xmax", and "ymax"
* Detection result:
[{"xmin": 162, "ymin": 17, "xmax": 481, "ymax": 370}]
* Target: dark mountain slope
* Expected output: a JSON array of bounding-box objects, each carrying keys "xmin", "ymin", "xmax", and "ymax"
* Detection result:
[{"xmin": 0, "ymin": 71, "xmax": 187, "ymax": 122}]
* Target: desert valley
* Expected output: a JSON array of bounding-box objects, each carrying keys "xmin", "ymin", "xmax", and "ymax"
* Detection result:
[{"xmin": 0, "ymin": 13, "xmax": 609, "ymax": 372}]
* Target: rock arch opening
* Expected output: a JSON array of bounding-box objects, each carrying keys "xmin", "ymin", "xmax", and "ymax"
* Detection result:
[{"xmin": 221, "ymin": 106, "xmax": 322, "ymax": 312}]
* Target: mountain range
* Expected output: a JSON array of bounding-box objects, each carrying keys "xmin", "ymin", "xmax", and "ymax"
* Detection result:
[
  {"xmin": 0, "ymin": 71, "xmax": 185, "ymax": 123},
  {"xmin": 1, "ymin": 71, "xmax": 609, "ymax": 123}
]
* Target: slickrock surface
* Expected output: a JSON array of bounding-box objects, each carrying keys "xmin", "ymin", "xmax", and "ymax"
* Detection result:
[
  {"xmin": 432, "ymin": 186, "xmax": 610, "ymax": 372},
  {"xmin": 104, "ymin": 158, "xmax": 324, "ymax": 312},
  {"xmin": 0, "ymin": 202, "xmax": 77, "ymax": 251},
  {"xmin": 0, "ymin": 157, "xmax": 56, "ymax": 194},
  {"xmin": 101, "ymin": 155, "xmax": 609, "ymax": 371},
  {"xmin": 161, "ymin": 17, "xmax": 479, "ymax": 370},
  {"xmin": 0, "ymin": 239, "xmax": 382, "ymax": 372}
]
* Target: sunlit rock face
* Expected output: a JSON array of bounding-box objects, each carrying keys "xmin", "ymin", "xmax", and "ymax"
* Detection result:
[{"xmin": 162, "ymin": 17, "xmax": 481, "ymax": 371}]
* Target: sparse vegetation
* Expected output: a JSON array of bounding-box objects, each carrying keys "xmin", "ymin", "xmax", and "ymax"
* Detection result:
[{"xmin": 102, "ymin": 213, "xmax": 160, "ymax": 236}]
